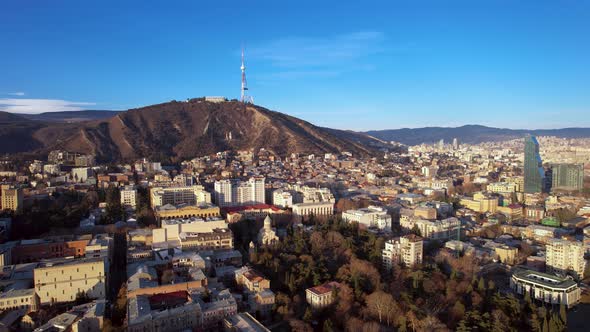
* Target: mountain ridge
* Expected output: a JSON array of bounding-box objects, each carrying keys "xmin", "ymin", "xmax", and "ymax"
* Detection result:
[{"xmin": 0, "ymin": 101, "xmax": 383, "ymax": 162}]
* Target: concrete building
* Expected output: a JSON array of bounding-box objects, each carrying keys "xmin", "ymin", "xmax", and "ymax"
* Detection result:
[
  {"xmin": 487, "ymin": 182, "xmax": 518, "ymax": 194},
  {"xmin": 292, "ymin": 202, "xmax": 334, "ymax": 220},
  {"xmin": 120, "ymin": 186, "xmax": 138, "ymax": 210},
  {"xmin": 495, "ymin": 245, "xmax": 518, "ymax": 264},
  {"xmin": 551, "ymin": 163, "xmax": 584, "ymax": 191},
  {"xmin": 127, "ymin": 292, "xmax": 203, "ymax": 332},
  {"xmin": 342, "ymin": 206, "xmax": 392, "ymax": 231},
  {"xmin": 382, "ymin": 234, "xmax": 423, "ymax": 269},
  {"xmin": 0, "ymin": 185, "xmax": 23, "ymax": 213},
  {"xmin": 409, "ymin": 217, "xmax": 461, "ymax": 241},
  {"xmin": 0, "ymin": 288, "xmax": 40, "ymax": 312},
  {"xmin": 510, "ymin": 269, "xmax": 580, "ymax": 308},
  {"xmin": 460, "ymin": 192, "xmax": 499, "ymax": 213},
  {"xmin": 546, "ymin": 238, "xmax": 586, "ymax": 279},
  {"xmin": 223, "ymin": 312, "xmax": 270, "ymax": 332},
  {"xmin": 155, "ymin": 204, "xmax": 220, "ymax": 221},
  {"xmin": 150, "ymin": 185, "xmax": 212, "ymax": 209},
  {"xmin": 272, "ymin": 189, "xmax": 293, "ymax": 208},
  {"xmin": 71, "ymin": 167, "xmax": 93, "ymax": 183},
  {"xmin": 214, "ymin": 177, "xmax": 265, "ymax": 208},
  {"xmin": 152, "ymin": 217, "xmax": 228, "ymax": 249},
  {"xmin": 34, "ymin": 258, "xmax": 106, "ymax": 304},
  {"xmin": 305, "ymin": 282, "xmax": 340, "ymax": 309}
]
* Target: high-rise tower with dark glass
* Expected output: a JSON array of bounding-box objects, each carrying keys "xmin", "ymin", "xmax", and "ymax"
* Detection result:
[{"xmin": 523, "ymin": 136, "xmax": 545, "ymax": 193}]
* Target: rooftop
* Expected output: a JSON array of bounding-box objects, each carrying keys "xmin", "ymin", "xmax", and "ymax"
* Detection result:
[{"xmin": 512, "ymin": 268, "xmax": 577, "ymax": 289}]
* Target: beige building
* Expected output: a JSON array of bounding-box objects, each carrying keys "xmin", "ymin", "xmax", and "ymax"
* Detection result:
[
  {"xmin": 0, "ymin": 288, "xmax": 40, "ymax": 312},
  {"xmin": 1, "ymin": 185, "xmax": 23, "ymax": 212},
  {"xmin": 460, "ymin": 192, "xmax": 498, "ymax": 213},
  {"xmin": 34, "ymin": 258, "xmax": 106, "ymax": 304},
  {"xmin": 152, "ymin": 217, "xmax": 227, "ymax": 248},
  {"xmin": 487, "ymin": 182, "xmax": 518, "ymax": 194},
  {"xmin": 383, "ymin": 234, "xmax": 424, "ymax": 268},
  {"xmin": 155, "ymin": 204, "xmax": 220, "ymax": 221},
  {"xmin": 150, "ymin": 185, "xmax": 211, "ymax": 208},
  {"xmin": 414, "ymin": 206, "xmax": 437, "ymax": 220},
  {"xmin": 495, "ymin": 245, "xmax": 518, "ymax": 264},
  {"xmin": 305, "ymin": 282, "xmax": 340, "ymax": 309},
  {"xmin": 120, "ymin": 186, "xmax": 138, "ymax": 209},
  {"xmin": 546, "ymin": 238, "xmax": 586, "ymax": 279}
]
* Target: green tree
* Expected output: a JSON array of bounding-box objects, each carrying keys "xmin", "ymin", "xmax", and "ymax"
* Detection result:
[{"xmin": 323, "ymin": 319, "xmax": 334, "ymax": 332}]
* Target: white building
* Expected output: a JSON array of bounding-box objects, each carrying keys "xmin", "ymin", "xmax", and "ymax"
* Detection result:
[
  {"xmin": 120, "ymin": 186, "xmax": 138, "ymax": 210},
  {"xmin": 150, "ymin": 185, "xmax": 211, "ymax": 208},
  {"xmin": 403, "ymin": 217, "xmax": 461, "ymax": 241},
  {"xmin": 71, "ymin": 167, "xmax": 93, "ymax": 182},
  {"xmin": 292, "ymin": 202, "xmax": 334, "ymax": 220},
  {"xmin": 546, "ymin": 238, "xmax": 586, "ymax": 280},
  {"xmin": 151, "ymin": 217, "xmax": 228, "ymax": 248},
  {"xmin": 510, "ymin": 268, "xmax": 580, "ymax": 308},
  {"xmin": 213, "ymin": 177, "xmax": 265, "ymax": 207},
  {"xmin": 305, "ymin": 282, "xmax": 340, "ymax": 310},
  {"xmin": 382, "ymin": 234, "xmax": 423, "ymax": 269},
  {"xmin": 421, "ymin": 165, "xmax": 439, "ymax": 177},
  {"xmin": 342, "ymin": 206, "xmax": 391, "ymax": 231},
  {"xmin": 272, "ymin": 189, "xmax": 293, "ymax": 208}
]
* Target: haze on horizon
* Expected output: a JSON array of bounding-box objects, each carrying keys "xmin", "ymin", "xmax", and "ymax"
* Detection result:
[{"xmin": 1, "ymin": 0, "xmax": 589, "ymax": 131}]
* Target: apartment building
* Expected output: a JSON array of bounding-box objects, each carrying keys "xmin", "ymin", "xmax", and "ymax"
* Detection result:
[
  {"xmin": 382, "ymin": 234, "xmax": 423, "ymax": 269},
  {"xmin": 120, "ymin": 186, "xmax": 138, "ymax": 209},
  {"xmin": 0, "ymin": 185, "xmax": 23, "ymax": 212},
  {"xmin": 213, "ymin": 177, "xmax": 265, "ymax": 208},
  {"xmin": 150, "ymin": 185, "xmax": 212, "ymax": 208},
  {"xmin": 546, "ymin": 238, "xmax": 586, "ymax": 279}
]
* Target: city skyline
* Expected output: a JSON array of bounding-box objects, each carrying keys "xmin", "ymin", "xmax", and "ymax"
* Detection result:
[{"xmin": 1, "ymin": 0, "xmax": 590, "ymax": 130}]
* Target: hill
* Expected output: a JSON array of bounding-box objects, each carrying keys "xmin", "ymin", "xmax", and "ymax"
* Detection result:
[
  {"xmin": 20, "ymin": 110, "xmax": 121, "ymax": 123},
  {"xmin": 1, "ymin": 100, "xmax": 383, "ymax": 162},
  {"xmin": 365, "ymin": 125, "xmax": 590, "ymax": 145}
]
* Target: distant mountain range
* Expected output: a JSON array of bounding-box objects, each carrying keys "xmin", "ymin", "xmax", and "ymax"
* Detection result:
[
  {"xmin": 0, "ymin": 100, "xmax": 383, "ymax": 162},
  {"xmin": 20, "ymin": 110, "xmax": 121, "ymax": 123},
  {"xmin": 365, "ymin": 125, "xmax": 590, "ymax": 145},
  {"xmin": 3, "ymin": 104, "xmax": 590, "ymax": 162}
]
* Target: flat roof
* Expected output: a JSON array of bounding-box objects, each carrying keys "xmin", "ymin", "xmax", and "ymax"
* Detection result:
[{"xmin": 512, "ymin": 268, "xmax": 577, "ymax": 289}]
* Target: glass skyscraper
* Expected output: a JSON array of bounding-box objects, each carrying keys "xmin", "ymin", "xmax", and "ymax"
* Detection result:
[{"xmin": 523, "ymin": 136, "xmax": 545, "ymax": 193}]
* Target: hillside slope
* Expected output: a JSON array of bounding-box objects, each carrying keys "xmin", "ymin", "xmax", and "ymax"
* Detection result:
[{"xmin": 2, "ymin": 101, "xmax": 382, "ymax": 162}]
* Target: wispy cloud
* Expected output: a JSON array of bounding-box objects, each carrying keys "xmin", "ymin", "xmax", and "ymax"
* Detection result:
[
  {"xmin": 247, "ymin": 31, "xmax": 385, "ymax": 80},
  {"xmin": 0, "ymin": 98, "xmax": 96, "ymax": 114},
  {"xmin": 7, "ymin": 92, "xmax": 25, "ymax": 96}
]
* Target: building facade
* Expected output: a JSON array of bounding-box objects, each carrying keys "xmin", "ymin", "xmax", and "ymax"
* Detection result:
[
  {"xmin": 382, "ymin": 234, "xmax": 423, "ymax": 269},
  {"xmin": 510, "ymin": 269, "xmax": 580, "ymax": 307},
  {"xmin": 545, "ymin": 238, "xmax": 586, "ymax": 279},
  {"xmin": 524, "ymin": 136, "xmax": 545, "ymax": 193}
]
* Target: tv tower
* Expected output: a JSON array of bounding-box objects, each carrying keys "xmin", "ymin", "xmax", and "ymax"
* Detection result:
[{"xmin": 240, "ymin": 47, "xmax": 254, "ymax": 103}]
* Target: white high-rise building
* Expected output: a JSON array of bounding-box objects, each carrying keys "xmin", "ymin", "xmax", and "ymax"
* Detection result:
[
  {"xmin": 214, "ymin": 177, "xmax": 265, "ymax": 207},
  {"xmin": 546, "ymin": 238, "xmax": 586, "ymax": 279},
  {"xmin": 121, "ymin": 186, "xmax": 138, "ymax": 210},
  {"xmin": 382, "ymin": 234, "xmax": 423, "ymax": 269},
  {"xmin": 272, "ymin": 189, "xmax": 293, "ymax": 208},
  {"xmin": 150, "ymin": 185, "xmax": 212, "ymax": 208}
]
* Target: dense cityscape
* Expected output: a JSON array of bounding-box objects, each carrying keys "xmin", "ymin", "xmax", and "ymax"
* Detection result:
[
  {"xmin": 0, "ymin": 129, "xmax": 588, "ymax": 331},
  {"xmin": 2, "ymin": 1, "xmax": 590, "ymax": 331}
]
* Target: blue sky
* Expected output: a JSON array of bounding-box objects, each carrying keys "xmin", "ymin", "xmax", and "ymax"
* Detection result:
[{"xmin": 1, "ymin": 0, "xmax": 589, "ymax": 130}]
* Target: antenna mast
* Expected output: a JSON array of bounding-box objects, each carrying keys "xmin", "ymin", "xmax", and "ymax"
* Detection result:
[{"xmin": 240, "ymin": 46, "xmax": 253, "ymax": 104}]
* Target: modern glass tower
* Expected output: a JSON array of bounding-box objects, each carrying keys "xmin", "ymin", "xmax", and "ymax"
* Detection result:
[{"xmin": 523, "ymin": 136, "xmax": 545, "ymax": 193}]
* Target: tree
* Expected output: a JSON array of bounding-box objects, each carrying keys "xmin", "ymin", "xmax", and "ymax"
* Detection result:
[
  {"xmin": 366, "ymin": 290, "xmax": 398, "ymax": 325},
  {"xmin": 323, "ymin": 319, "xmax": 334, "ymax": 332},
  {"xmin": 303, "ymin": 307, "xmax": 313, "ymax": 322}
]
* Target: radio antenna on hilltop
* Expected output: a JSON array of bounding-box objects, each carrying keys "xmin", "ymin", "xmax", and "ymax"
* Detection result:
[{"xmin": 240, "ymin": 45, "xmax": 254, "ymax": 104}]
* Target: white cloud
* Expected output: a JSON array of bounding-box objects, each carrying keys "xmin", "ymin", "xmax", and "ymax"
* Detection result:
[
  {"xmin": 247, "ymin": 31, "xmax": 385, "ymax": 79},
  {"xmin": 7, "ymin": 92, "xmax": 25, "ymax": 96},
  {"xmin": 0, "ymin": 98, "xmax": 96, "ymax": 114}
]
